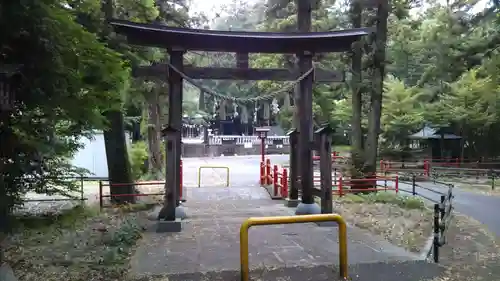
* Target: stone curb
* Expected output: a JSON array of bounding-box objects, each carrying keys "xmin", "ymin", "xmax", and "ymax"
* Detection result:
[
  {"xmin": 420, "ymin": 234, "xmax": 435, "ymax": 261},
  {"xmin": 261, "ymin": 184, "xmax": 284, "ymax": 200}
]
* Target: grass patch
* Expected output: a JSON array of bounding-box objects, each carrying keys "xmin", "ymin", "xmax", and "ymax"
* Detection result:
[
  {"xmin": 337, "ymin": 191, "xmax": 426, "ymax": 210},
  {"xmin": 4, "ymin": 204, "xmax": 150, "ymax": 281}
]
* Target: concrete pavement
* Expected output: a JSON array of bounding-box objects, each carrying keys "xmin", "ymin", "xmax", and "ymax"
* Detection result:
[
  {"xmin": 129, "ymin": 155, "xmax": 440, "ymax": 280},
  {"xmin": 396, "ymin": 180, "xmax": 500, "ymax": 236}
]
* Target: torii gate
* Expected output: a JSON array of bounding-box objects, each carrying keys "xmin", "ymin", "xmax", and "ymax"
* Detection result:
[{"xmin": 110, "ymin": 0, "xmax": 370, "ymax": 232}]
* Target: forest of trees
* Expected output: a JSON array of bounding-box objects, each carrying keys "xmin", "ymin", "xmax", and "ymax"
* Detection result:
[
  {"xmin": 0, "ymin": 0, "xmax": 499, "ymax": 217},
  {"xmin": 205, "ymin": 0, "xmax": 500, "ymax": 174}
]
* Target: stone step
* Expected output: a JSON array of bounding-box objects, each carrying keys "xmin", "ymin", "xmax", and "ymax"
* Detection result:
[{"xmin": 161, "ymin": 260, "xmax": 445, "ymax": 281}]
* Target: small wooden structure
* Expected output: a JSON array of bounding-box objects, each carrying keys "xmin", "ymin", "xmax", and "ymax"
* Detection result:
[{"xmin": 408, "ymin": 126, "xmax": 462, "ymax": 161}]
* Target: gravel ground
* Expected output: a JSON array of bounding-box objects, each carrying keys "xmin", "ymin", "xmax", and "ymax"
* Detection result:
[{"xmin": 427, "ymin": 213, "xmax": 500, "ymax": 281}]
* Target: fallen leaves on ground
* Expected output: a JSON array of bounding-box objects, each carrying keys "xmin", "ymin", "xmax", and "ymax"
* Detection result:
[
  {"xmin": 4, "ymin": 206, "xmax": 149, "ymax": 281},
  {"xmin": 426, "ymin": 214, "xmax": 500, "ymax": 281},
  {"xmin": 330, "ymin": 193, "xmax": 433, "ymax": 253}
]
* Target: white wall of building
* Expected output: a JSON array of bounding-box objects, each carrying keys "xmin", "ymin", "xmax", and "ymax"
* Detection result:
[{"xmin": 70, "ymin": 132, "xmax": 130, "ymax": 178}]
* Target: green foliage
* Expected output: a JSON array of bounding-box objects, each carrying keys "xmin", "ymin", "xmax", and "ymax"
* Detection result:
[
  {"xmin": 100, "ymin": 214, "xmax": 144, "ymax": 265},
  {"xmin": 128, "ymin": 140, "xmax": 166, "ymax": 180},
  {"xmin": 103, "ymin": 216, "xmax": 143, "ymax": 247},
  {"xmin": 129, "ymin": 141, "xmax": 149, "ymax": 180},
  {"xmin": 0, "ymin": 0, "xmax": 131, "ymax": 217},
  {"xmin": 0, "ymin": 0, "xmax": 199, "ymax": 216},
  {"xmin": 2, "ymin": 0, "xmax": 499, "ymax": 223},
  {"xmin": 276, "ymin": 107, "xmax": 294, "ymax": 130},
  {"xmin": 206, "ymin": 0, "xmax": 500, "ymax": 161},
  {"xmin": 381, "ymin": 77, "xmax": 426, "ymax": 147}
]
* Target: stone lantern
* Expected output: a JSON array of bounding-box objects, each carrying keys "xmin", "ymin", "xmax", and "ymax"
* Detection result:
[{"xmin": 255, "ymin": 127, "xmax": 270, "ymax": 163}]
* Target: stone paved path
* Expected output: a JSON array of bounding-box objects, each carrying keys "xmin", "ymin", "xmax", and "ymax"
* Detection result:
[{"xmin": 129, "ymin": 156, "xmax": 433, "ymax": 280}]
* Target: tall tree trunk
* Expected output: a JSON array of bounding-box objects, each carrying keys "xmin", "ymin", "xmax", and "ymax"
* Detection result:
[
  {"xmin": 146, "ymin": 89, "xmax": 163, "ymax": 178},
  {"xmin": 349, "ymin": 0, "xmax": 365, "ymax": 177},
  {"xmin": 101, "ymin": 0, "xmax": 135, "ymax": 203},
  {"xmin": 103, "ymin": 110, "xmax": 135, "ymax": 203},
  {"xmin": 365, "ymin": 0, "xmax": 389, "ymax": 175},
  {"xmin": 0, "ymin": 111, "xmax": 14, "ymax": 265}
]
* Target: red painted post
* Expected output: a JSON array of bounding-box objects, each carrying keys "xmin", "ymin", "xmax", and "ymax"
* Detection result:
[
  {"xmin": 424, "ymin": 160, "xmax": 429, "ymax": 177},
  {"xmin": 282, "ymin": 168, "xmax": 288, "ymax": 198},
  {"xmin": 339, "ymin": 176, "xmax": 343, "ymax": 197},
  {"xmin": 379, "ymin": 160, "xmax": 384, "ymax": 172},
  {"xmin": 333, "ymin": 168, "xmax": 337, "ymax": 186},
  {"xmin": 395, "ymin": 175, "xmax": 399, "ymax": 193},
  {"xmin": 260, "ymin": 161, "xmax": 265, "ymax": 185},
  {"xmin": 260, "ymin": 138, "xmax": 265, "ymax": 163},
  {"xmin": 266, "ymin": 159, "xmax": 272, "ymax": 185},
  {"xmin": 273, "ymin": 165, "xmax": 279, "ymax": 196}
]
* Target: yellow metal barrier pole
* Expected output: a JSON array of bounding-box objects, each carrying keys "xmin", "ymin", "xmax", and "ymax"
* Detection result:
[
  {"xmin": 239, "ymin": 214, "xmax": 347, "ymax": 281},
  {"xmin": 197, "ymin": 167, "xmax": 202, "ymax": 187},
  {"xmin": 198, "ymin": 166, "xmax": 230, "ymax": 188},
  {"xmin": 240, "ymin": 222, "xmax": 250, "ymax": 281}
]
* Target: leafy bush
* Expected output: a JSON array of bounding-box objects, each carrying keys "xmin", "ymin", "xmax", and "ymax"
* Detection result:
[{"xmin": 129, "ymin": 141, "xmax": 148, "ymax": 180}]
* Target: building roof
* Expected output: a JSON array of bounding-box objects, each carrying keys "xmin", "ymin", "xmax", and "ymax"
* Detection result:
[
  {"xmin": 109, "ymin": 19, "xmax": 372, "ymax": 53},
  {"xmin": 409, "ymin": 126, "xmax": 462, "ymax": 140}
]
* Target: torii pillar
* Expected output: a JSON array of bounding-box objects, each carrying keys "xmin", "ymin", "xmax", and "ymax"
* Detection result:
[
  {"xmin": 157, "ymin": 49, "xmax": 187, "ymax": 232},
  {"xmin": 295, "ymin": 0, "xmax": 321, "ymax": 215}
]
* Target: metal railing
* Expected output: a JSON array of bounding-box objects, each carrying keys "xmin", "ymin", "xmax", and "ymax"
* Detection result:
[
  {"xmin": 21, "ymin": 176, "xmax": 107, "ymax": 204},
  {"xmin": 432, "ymin": 189, "xmax": 453, "ymax": 262},
  {"xmin": 98, "ymin": 181, "xmax": 174, "ymax": 209},
  {"xmin": 208, "ymin": 135, "xmax": 290, "ymax": 145},
  {"xmin": 396, "ymin": 174, "xmax": 454, "ymax": 262},
  {"xmin": 261, "ymin": 157, "xmax": 456, "ymax": 263},
  {"xmin": 430, "ymin": 166, "xmax": 500, "ymax": 190}
]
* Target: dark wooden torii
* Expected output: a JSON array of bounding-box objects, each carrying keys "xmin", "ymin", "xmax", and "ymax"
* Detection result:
[
  {"xmin": 134, "ymin": 56, "xmax": 344, "ymax": 130},
  {"xmin": 109, "ymin": 1, "xmax": 370, "ymax": 231},
  {"xmin": 133, "ymin": 63, "xmax": 344, "ymax": 82}
]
